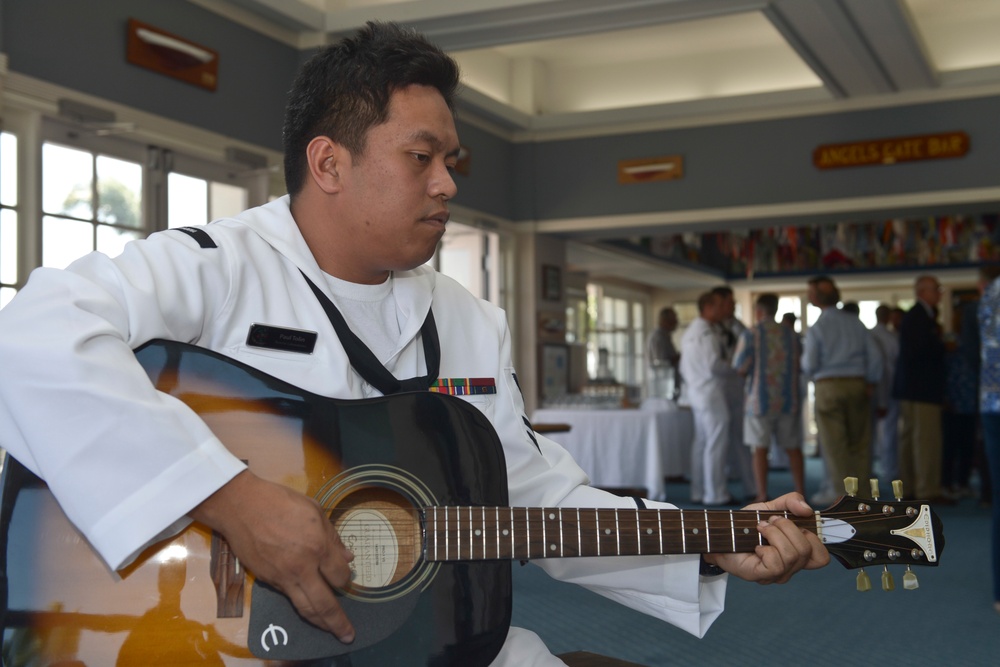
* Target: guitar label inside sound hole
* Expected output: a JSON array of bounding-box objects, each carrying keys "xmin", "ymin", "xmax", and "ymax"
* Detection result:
[{"xmin": 339, "ymin": 508, "xmax": 400, "ymax": 588}]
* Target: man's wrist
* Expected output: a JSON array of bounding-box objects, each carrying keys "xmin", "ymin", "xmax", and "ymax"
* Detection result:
[{"xmin": 699, "ymin": 554, "xmax": 726, "ymax": 577}]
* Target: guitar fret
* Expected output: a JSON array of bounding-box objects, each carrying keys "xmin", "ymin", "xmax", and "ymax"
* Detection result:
[
  {"xmin": 509, "ymin": 507, "xmax": 515, "ymax": 559},
  {"xmin": 495, "ymin": 507, "xmax": 500, "ymax": 560},
  {"xmin": 680, "ymin": 510, "xmax": 687, "ymax": 553},
  {"xmin": 445, "ymin": 507, "xmax": 450, "ymax": 560},
  {"xmin": 542, "ymin": 508, "xmax": 547, "ymax": 557},
  {"xmin": 615, "ymin": 509, "xmax": 621, "ymax": 555},
  {"xmin": 657, "ymin": 509, "xmax": 663, "ymax": 554},
  {"xmin": 595, "ymin": 510, "xmax": 601, "ymax": 556},
  {"xmin": 704, "ymin": 510, "xmax": 711, "ymax": 553},
  {"xmin": 559, "ymin": 508, "xmax": 564, "ymax": 557},
  {"xmin": 577, "ymin": 509, "xmax": 582, "ymax": 557},
  {"xmin": 525, "ymin": 508, "xmax": 531, "ymax": 559},
  {"xmin": 635, "ymin": 510, "xmax": 641, "ymax": 555},
  {"xmin": 756, "ymin": 510, "xmax": 762, "ymax": 546},
  {"xmin": 729, "ymin": 510, "xmax": 735, "ymax": 552},
  {"xmin": 481, "ymin": 506, "xmax": 487, "ymax": 559}
]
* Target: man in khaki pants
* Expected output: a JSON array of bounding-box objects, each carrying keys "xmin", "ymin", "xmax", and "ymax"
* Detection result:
[
  {"xmin": 801, "ymin": 276, "xmax": 883, "ymax": 503},
  {"xmin": 893, "ymin": 275, "xmax": 950, "ymax": 503}
]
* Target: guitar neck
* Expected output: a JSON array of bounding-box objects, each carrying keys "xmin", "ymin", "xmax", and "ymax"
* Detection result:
[{"xmin": 424, "ymin": 507, "xmax": 811, "ymax": 561}]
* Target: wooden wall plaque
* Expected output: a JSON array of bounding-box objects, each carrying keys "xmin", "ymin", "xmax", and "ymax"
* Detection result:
[
  {"xmin": 126, "ymin": 18, "xmax": 219, "ymax": 91},
  {"xmin": 618, "ymin": 155, "xmax": 683, "ymax": 184}
]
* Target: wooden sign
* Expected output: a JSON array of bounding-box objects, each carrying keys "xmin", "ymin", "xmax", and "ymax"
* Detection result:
[
  {"xmin": 126, "ymin": 18, "xmax": 219, "ymax": 91},
  {"xmin": 618, "ymin": 155, "xmax": 683, "ymax": 184},
  {"xmin": 813, "ymin": 131, "xmax": 969, "ymax": 169}
]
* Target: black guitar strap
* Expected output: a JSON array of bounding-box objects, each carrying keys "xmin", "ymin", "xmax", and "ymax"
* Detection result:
[{"xmin": 301, "ymin": 271, "xmax": 441, "ymax": 395}]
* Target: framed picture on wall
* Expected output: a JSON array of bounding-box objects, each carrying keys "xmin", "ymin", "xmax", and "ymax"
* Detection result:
[{"xmin": 542, "ymin": 264, "xmax": 562, "ymax": 301}]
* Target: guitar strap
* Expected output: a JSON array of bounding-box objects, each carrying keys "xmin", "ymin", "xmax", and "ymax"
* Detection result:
[{"xmin": 301, "ymin": 271, "xmax": 441, "ymax": 395}]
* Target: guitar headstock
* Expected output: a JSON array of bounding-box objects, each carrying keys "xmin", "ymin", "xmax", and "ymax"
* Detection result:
[{"xmin": 814, "ymin": 478, "xmax": 946, "ymax": 590}]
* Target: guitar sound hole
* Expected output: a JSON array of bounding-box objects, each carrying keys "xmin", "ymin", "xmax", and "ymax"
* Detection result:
[{"xmin": 330, "ymin": 487, "xmax": 422, "ymax": 592}]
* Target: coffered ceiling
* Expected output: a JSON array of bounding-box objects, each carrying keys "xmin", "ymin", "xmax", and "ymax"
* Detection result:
[
  {"xmin": 195, "ymin": 0, "xmax": 1000, "ymax": 288},
  {"xmin": 204, "ymin": 0, "xmax": 1000, "ymax": 137}
]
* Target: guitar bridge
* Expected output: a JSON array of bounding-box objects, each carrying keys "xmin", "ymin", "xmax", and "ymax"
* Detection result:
[{"xmin": 211, "ymin": 531, "xmax": 245, "ymax": 617}]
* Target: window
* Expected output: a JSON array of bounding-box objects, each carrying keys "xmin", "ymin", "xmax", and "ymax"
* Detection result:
[
  {"xmin": 0, "ymin": 132, "xmax": 17, "ymax": 307},
  {"xmin": 41, "ymin": 142, "xmax": 144, "ymax": 268},
  {"xmin": 167, "ymin": 172, "xmax": 248, "ymax": 228},
  {"xmin": 433, "ymin": 220, "xmax": 505, "ymax": 306},
  {"xmin": 585, "ymin": 283, "xmax": 648, "ymax": 388},
  {"xmin": 35, "ymin": 119, "xmax": 263, "ymax": 274}
]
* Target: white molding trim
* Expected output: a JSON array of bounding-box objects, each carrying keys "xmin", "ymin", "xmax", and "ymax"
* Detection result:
[{"xmin": 2, "ymin": 72, "xmax": 283, "ymax": 171}]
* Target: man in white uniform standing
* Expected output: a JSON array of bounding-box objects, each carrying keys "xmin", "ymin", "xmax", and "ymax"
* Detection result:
[
  {"xmin": 0, "ymin": 22, "xmax": 827, "ymax": 666},
  {"xmin": 681, "ymin": 292, "xmax": 738, "ymax": 505}
]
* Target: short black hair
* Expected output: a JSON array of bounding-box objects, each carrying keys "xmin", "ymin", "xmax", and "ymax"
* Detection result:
[
  {"xmin": 756, "ymin": 293, "xmax": 779, "ymax": 318},
  {"xmin": 282, "ymin": 22, "xmax": 461, "ymax": 196},
  {"xmin": 697, "ymin": 291, "xmax": 717, "ymax": 313}
]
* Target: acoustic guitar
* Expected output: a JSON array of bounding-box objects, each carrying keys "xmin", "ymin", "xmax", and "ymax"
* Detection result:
[{"xmin": 0, "ymin": 340, "xmax": 945, "ymax": 666}]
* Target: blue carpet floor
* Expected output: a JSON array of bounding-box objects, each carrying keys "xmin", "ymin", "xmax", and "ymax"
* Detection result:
[{"xmin": 511, "ymin": 458, "xmax": 997, "ymax": 666}]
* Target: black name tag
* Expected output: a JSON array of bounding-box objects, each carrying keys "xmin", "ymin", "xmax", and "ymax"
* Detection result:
[{"xmin": 246, "ymin": 324, "xmax": 317, "ymax": 354}]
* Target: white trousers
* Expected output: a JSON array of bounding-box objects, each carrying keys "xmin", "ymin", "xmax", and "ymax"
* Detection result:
[{"xmin": 690, "ymin": 399, "xmax": 731, "ymax": 504}]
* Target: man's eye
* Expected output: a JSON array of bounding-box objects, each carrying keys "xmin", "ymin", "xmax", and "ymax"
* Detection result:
[{"xmin": 412, "ymin": 153, "xmax": 430, "ymax": 164}]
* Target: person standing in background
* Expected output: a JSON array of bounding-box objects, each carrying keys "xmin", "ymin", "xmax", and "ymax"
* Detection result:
[
  {"xmin": 801, "ymin": 276, "xmax": 882, "ymax": 503},
  {"xmin": 733, "ymin": 293, "xmax": 804, "ymax": 503},
  {"xmin": 680, "ymin": 292, "xmax": 737, "ymax": 505},
  {"xmin": 942, "ymin": 299, "xmax": 980, "ymax": 500},
  {"xmin": 713, "ymin": 286, "xmax": 756, "ymax": 502},
  {"xmin": 977, "ymin": 264, "xmax": 1000, "ymax": 615},
  {"xmin": 893, "ymin": 275, "xmax": 950, "ymax": 503},
  {"xmin": 646, "ymin": 306, "xmax": 681, "ymax": 400}
]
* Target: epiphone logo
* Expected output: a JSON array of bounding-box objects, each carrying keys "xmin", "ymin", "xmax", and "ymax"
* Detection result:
[{"xmin": 260, "ymin": 623, "xmax": 290, "ymax": 652}]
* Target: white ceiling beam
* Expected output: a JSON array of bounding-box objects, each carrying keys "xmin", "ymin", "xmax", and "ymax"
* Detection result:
[{"xmin": 767, "ymin": 0, "xmax": 894, "ymax": 98}]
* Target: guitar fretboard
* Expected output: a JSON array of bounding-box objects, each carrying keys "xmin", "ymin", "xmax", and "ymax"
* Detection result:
[{"xmin": 424, "ymin": 507, "xmax": 809, "ymax": 561}]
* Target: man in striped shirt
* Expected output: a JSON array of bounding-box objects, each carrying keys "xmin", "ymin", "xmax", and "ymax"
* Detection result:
[{"xmin": 733, "ymin": 293, "xmax": 804, "ymax": 503}]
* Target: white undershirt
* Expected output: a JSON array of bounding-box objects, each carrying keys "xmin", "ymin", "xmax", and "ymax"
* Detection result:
[{"xmin": 322, "ymin": 271, "xmax": 401, "ymax": 364}]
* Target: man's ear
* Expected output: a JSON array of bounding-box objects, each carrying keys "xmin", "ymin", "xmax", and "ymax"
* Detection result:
[{"xmin": 305, "ymin": 136, "xmax": 346, "ymax": 194}]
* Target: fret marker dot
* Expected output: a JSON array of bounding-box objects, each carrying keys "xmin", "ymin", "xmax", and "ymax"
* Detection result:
[
  {"xmin": 605, "ymin": 528, "xmax": 612, "ymax": 535},
  {"xmin": 549, "ymin": 513, "xmax": 556, "ymax": 520},
  {"xmin": 646, "ymin": 528, "xmax": 653, "ymax": 535},
  {"xmin": 692, "ymin": 528, "xmax": 699, "ymax": 535},
  {"xmin": 502, "ymin": 529, "xmax": 509, "ymax": 536},
  {"xmin": 743, "ymin": 528, "xmax": 750, "ymax": 534},
  {"xmin": 475, "ymin": 529, "xmax": 482, "ymax": 537},
  {"xmin": 550, "ymin": 544, "xmax": 556, "ymax": 551}
]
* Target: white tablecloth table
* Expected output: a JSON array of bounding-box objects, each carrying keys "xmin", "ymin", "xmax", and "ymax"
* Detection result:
[{"xmin": 531, "ymin": 401, "xmax": 693, "ymax": 501}]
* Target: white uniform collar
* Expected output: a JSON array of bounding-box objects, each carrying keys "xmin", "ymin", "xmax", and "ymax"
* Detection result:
[{"xmin": 233, "ymin": 195, "xmax": 437, "ymax": 345}]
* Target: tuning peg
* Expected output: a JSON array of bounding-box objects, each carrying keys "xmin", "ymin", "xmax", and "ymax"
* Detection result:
[
  {"xmin": 870, "ymin": 478, "xmax": 880, "ymax": 500},
  {"xmin": 845, "ymin": 477, "xmax": 859, "ymax": 497},
  {"xmin": 857, "ymin": 569, "xmax": 872, "ymax": 592},
  {"xmin": 903, "ymin": 566, "xmax": 919, "ymax": 590},
  {"xmin": 892, "ymin": 480, "xmax": 904, "ymax": 501},
  {"xmin": 881, "ymin": 567, "xmax": 895, "ymax": 591}
]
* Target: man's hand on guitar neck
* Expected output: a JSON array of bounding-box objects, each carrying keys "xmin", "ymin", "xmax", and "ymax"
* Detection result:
[
  {"xmin": 189, "ymin": 470, "xmax": 357, "ymax": 642},
  {"xmin": 702, "ymin": 493, "xmax": 830, "ymax": 584}
]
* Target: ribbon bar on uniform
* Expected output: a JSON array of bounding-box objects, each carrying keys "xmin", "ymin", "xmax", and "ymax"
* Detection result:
[{"xmin": 428, "ymin": 377, "xmax": 497, "ymax": 395}]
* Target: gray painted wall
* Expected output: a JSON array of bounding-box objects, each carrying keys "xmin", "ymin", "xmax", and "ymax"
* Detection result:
[
  {"xmin": 3, "ymin": 0, "xmax": 299, "ymax": 152},
  {"xmin": 3, "ymin": 0, "xmax": 997, "ymax": 228},
  {"xmin": 520, "ymin": 96, "xmax": 1000, "ymax": 224}
]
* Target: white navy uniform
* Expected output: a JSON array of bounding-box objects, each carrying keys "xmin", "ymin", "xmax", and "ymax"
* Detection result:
[
  {"xmin": 0, "ymin": 197, "xmax": 727, "ymax": 665},
  {"xmin": 679, "ymin": 317, "xmax": 732, "ymax": 505}
]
